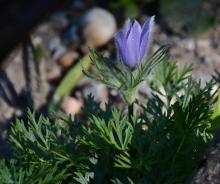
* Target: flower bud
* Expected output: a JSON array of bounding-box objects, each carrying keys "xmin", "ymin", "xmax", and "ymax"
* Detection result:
[{"xmin": 114, "ymin": 16, "xmax": 155, "ymax": 70}]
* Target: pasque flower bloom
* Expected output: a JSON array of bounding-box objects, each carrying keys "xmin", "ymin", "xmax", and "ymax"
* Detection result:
[{"xmin": 114, "ymin": 16, "xmax": 155, "ymax": 70}]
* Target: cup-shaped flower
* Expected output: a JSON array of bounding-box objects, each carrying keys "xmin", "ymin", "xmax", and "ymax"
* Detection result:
[
  {"xmin": 83, "ymin": 15, "xmax": 169, "ymax": 105},
  {"xmin": 114, "ymin": 16, "xmax": 155, "ymax": 70}
]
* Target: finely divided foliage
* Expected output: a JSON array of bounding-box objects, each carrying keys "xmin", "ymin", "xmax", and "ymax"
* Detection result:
[{"xmin": 1, "ymin": 59, "xmax": 220, "ymax": 184}]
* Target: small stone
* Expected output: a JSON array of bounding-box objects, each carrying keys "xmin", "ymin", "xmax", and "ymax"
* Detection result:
[
  {"xmin": 109, "ymin": 89, "xmax": 118, "ymax": 97},
  {"xmin": 183, "ymin": 39, "xmax": 196, "ymax": 51},
  {"xmin": 80, "ymin": 78, "xmax": 108, "ymax": 108},
  {"xmin": 138, "ymin": 82, "xmax": 152, "ymax": 99},
  {"xmin": 142, "ymin": 124, "xmax": 148, "ymax": 131},
  {"xmin": 60, "ymin": 96, "xmax": 82, "ymax": 116},
  {"xmin": 197, "ymin": 39, "xmax": 211, "ymax": 48},
  {"xmin": 32, "ymin": 36, "xmax": 43, "ymax": 45},
  {"xmin": 63, "ymin": 26, "xmax": 79, "ymax": 45},
  {"xmin": 82, "ymin": 8, "xmax": 116, "ymax": 48},
  {"xmin": 48, "ymin": 37, "xmax": 67, "ymax": 59},
  {"xmin": 57, "ymin": 51, "xmax": 79, "ymax": 67},
  {"xmin": 83, "ymin": 83, "xmax": 108, "ymax": 102},
  {"xmin": 48, "ymin": 37, "xmax": 61, "ymax": 51},
  {"xmin": 47, "ymin": 62, "xmax": 62, "ymax": 81}
]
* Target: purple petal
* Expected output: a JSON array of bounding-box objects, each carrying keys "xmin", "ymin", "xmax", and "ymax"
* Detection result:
[
  {"xmin": 123, "ymin": 18, "xmax": 132, "ymax": 38},
  {"xmin": 114, "ymin": 30, "xmax": 126, "ymax": 63},
  {"xmin": 139, "ymin": 16, "xmax": 155, "ymax": 62},
  {"xmin": 132, "ymin": 20, "xmax": 142, "ymax": 44},
  {"xmin": 125, "ymin": 20, "xmax": 142, "ymax": 69},
  {"xmin": 115, "ymin": 30, "xmax": 124, "ymax": 50},
  {"xmin": 140, "ymin": 16, "xmax": 155, "ymax": 42}
]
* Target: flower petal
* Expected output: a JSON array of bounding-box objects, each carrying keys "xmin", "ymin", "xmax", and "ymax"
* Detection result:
[
  {"xmin": 114, "ymin": 30, "xmax": 126, "ymax": 63},
  {"xmin": 123, "ymin": 18, "xmax": 132, "ymax": 38},
  {"xmin": 139, "ymin": 16, "xmax": 155, "ymax": 61},
  {"xmin": 125, "ymin": 20, "xmax": 142, "ymax": 69}
]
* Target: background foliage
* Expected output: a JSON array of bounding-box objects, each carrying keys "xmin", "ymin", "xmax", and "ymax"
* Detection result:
[{"xmin": 111, "ymin": 0, "xmax": 218, "ymax": 35}]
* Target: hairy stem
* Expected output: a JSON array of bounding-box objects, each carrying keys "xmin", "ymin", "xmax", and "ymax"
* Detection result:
[{"xmin": 128, "ymin": 103, "xmax": 134, "ymax": 123}]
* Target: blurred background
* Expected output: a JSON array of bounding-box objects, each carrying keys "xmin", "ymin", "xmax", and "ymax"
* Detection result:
[{"xmin": 0, "ymin": 0, "xmax": 219, "ymax": 139}]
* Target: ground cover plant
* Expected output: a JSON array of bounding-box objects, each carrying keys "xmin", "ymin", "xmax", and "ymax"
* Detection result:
[{"xmin": 0, "ymin": 16, "xmax": 220, "ymax": 184}]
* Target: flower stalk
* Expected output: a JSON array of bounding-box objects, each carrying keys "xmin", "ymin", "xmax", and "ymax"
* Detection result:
[{"xmin": 128, "ymin": 102, "xmax": 134, "ymax": 123}]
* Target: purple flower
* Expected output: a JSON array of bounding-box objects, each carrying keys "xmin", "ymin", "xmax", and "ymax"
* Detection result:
[{"xmin": 114, "ymin": 16, "xmax": 155, "ymax": 70}]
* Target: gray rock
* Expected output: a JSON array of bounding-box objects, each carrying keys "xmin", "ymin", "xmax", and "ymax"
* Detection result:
[
  {"xmin": 189, "ymin": 130, "xmax": 220, "ymax": 184},
  {"xmin": 80, "ymin": 78, "xmax": 108, "ymax": 106},
  {"xmin": 82, "ymin": 8, "xmax": 116, "ymax": 48},
  {"xmin": 48, "ymin": 36, "xmax": 67, "ymax": 59}
]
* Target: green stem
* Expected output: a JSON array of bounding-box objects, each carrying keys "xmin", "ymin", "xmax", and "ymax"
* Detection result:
[
  {"xmin": 128, "ymin": 103, "xmax": 134, "ymax": 123},
  {"xmin": 171, "ymin": 136, "xmax": 185, "ymax": 168}
]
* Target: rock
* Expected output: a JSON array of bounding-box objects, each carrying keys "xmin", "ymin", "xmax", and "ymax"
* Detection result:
[
  {"xmin": 79, "ymin": 78, "xmax": 108, "ymax": 108},
  {"xmin": 57, "ymin": 51, "xmax": 79, "ymax": 67},
  {"xmin": 47, "ymin": 61, "xmax": 62, "ymax": 81},
  {"xmin": 48, "ymin": 36, "xmax": 67, "ymax": 59},
  {"xmin": 60, "ymin": 96, "xmax": 82, "ymax": 116},
  {"xmin": 183, "ymin": 39, "xmax": 196, "ymax": 51},
  {"xmin": 189, "ymin": 130, "xmax": 220, "ymax": 184},
  {"xmin": 109, "ymin": 89, "xmax": 118, "ymax": 97},
  {"xmin": 82, "ymin": 8, "xmax": 116, "ymax": 48},
  {"xmin": 138, "ymin": 82, "xmax": 152, "ymax": 99},
  {"xmin": 63, "ymin": 26, "xmax": 79, "ymax": 45},
  {"xmin": 196, "ymin": 38, "xmax": 212, "ymax": 57},
  {"xmin": 5, "ymin": 49, "xmax": 25, "ymax": 93},
  {"xmin": 32, "ymin": 36, "xmax": 43, "ymax": 45},
  {"xmin": 83, "ymin": 83, "xmax": 108, "ymax": 102},
  {"xmin": 197, "ymin": 39, "xmax": 211, "ymax": 49},
  {"xmin": 0, "ymin": 99, "xmax": 15, "ymax": 128}
]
